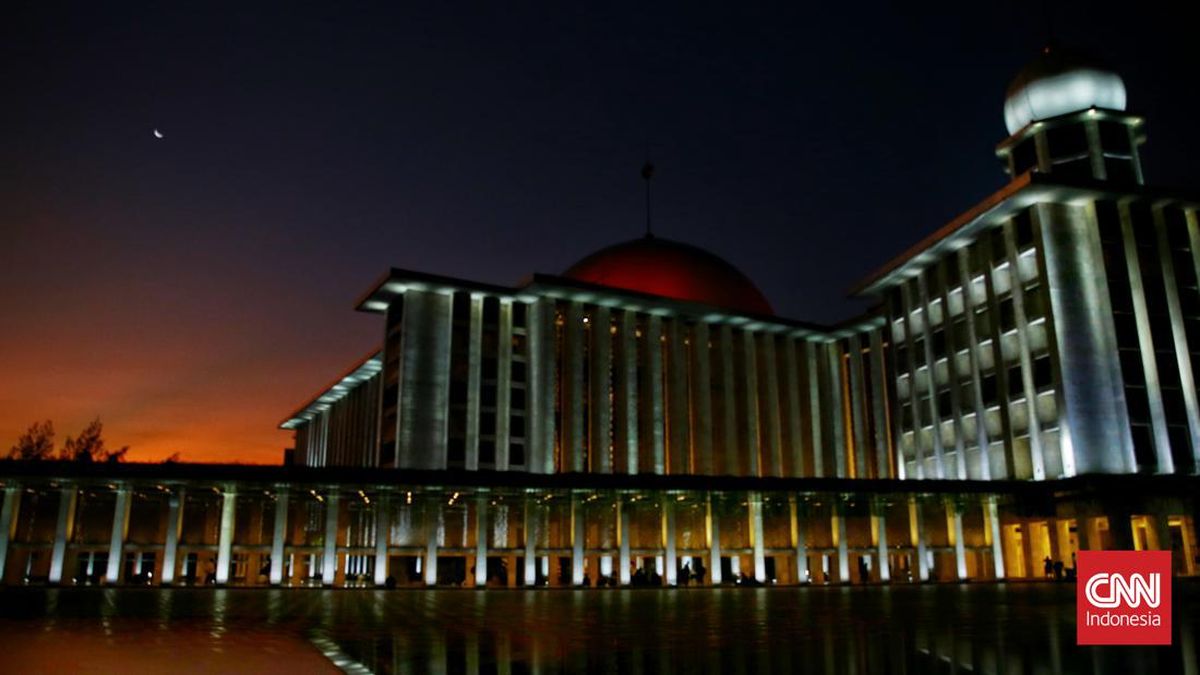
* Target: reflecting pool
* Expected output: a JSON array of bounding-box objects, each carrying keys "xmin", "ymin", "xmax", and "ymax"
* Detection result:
[{"xmin": 1, "ymin": 582, "xmax": 1196, "ymax": 673}]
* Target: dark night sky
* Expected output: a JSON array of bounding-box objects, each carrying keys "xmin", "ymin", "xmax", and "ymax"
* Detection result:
[{"xmin": 2, "ymin": 2, "xmax": 1197, "ymax": 462}]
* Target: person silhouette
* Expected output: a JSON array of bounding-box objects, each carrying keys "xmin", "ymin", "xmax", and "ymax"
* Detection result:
[{"xmin": 632, "ymin": 567, "xmax": 647, "ymax": 587}]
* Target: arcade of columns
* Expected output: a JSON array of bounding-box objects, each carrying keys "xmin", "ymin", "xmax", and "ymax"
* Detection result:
[{"xmin": 1, "ymin": 480, "xmax": 1194, "ymax": 587}]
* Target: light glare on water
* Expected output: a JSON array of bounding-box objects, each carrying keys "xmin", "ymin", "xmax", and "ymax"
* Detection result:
[{"xmin": 0, "ymin": 583, "xmax": 1196, "ymax": 673}]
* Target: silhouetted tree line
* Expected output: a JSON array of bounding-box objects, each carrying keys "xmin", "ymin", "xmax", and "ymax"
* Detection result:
[{"xmin": 5, "ymin": 419, "xmax": 129, "ymax": 463}]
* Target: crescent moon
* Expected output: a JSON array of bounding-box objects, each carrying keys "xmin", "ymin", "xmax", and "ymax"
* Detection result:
[{"xmin": 153, "ymin": 129, "xmax": 163, "ymax": 139}]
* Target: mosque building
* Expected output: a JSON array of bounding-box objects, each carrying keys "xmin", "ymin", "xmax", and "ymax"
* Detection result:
[{"xmin": 1, "ymin": 48, "xmax": 1197, "ymax": 588}]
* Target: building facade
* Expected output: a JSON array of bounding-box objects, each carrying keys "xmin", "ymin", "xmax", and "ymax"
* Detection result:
[{"xmin": 1, "ymin": 48, "xmax": 1198, "ymax": 588}]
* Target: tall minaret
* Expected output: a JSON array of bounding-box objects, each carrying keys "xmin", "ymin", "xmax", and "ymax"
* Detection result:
[{"xmin": 995, "ymin": 46, "xmax": 1145, "ymax": 185}]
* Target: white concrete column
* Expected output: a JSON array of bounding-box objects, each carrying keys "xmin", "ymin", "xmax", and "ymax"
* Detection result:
[
  {"xmin": 897, "ymin": 281, "xmax": 925, "ymax": 479},
  {"xmin": 372, "ymin": 495, "xmax": 390, "ymax": 586},
  {"xmin": 872, "ymin": 499, "xmax": 890, "ymax": 582},
  {"xmin": 826, "ymin": 343, "xmax": 848, "ymax": 479},
  {"xmin": 590, "ymin": 307, "xmax": 613, "ymax": 473},
  {"xmin": 666, "ymin": 320, "xmax": 690, "ymax": 474},
  {"xmin": 790, "ymin": 496, "xmax": 809, "ymax": 584},
  {"xmin": 1001, "ymin": 221, "xmax": 1047, "ymax": 479},
  {"xmin": 1184, "ymin": 210, "xmax": 1200, "ymax": 471},
  {"xmin": 424, "ymin": 501, "xmax": 440, "ymax": 586},
  {"xmin": 270, "ymin": 489, "xmax": 289, "ymax": 585},
  {"xmin": 909, "ymin": 497, "xmax": 929, "ymax": 581},
  {"xmin": 867, "ymin": 329, "xmax": 892, "ymax": 479},
  {"xmin": 717, "ymin": 324, "xmax": 739, "ymax": 476},
  {"xmin": 805, "ymin": 341, "xmax": 824, "ymax": 477},
  {"xmin": 956, "ymin": 249, "xmax": 996, "ymax": 480},
  {"xmin": 783, "ymin": 339, "xmax": 805, "ymax": 477},
  {"xmin": 48, "ymin": 485, "xmax": 77, "ymax": 584},
  {"xmin": 691, "ymin": 323, "xmax": 713, "ymax": 475},
  {"xmin": 913, "ymin": 273, "xmax": 947, "ymax": 479},
  {"xmin": 662, "ymin": 495, "xmax": 677, "ymax": 586},
  {"xmin": 833, "ymin": 499, "xmax": 849, "ymax": 583},
  {"xmin": 1053, "ymin": 516, "xmax": 1072, "ymax": 564},
  {"xmin": 618, "ymin": 498, "xmax": 631, "ymax": 585},
  {"xmin": 742, "ymin": 332, "xmax": 761, "ymax": 477},
  {"xmin": 465, "ymin": 295, "xmax": 484, "ymax": 470},
  {"xmin": 528, "ymin": 299, "xmax": 558, "ymax": 474},
  {"xmin": 563, "ymin": 301, "xmax": 586, "ymax": 472},
  {"xmin": 1080, "ymin": 514, "xmax": 1105, "ymax": 554},
  {"xmin": 161, "ymin": 488, "xmax": 184, "ymax": 585},
  {"xmin": 931, "ymin": 264, "xmax": 969, "ymax": 481},
  {"xmin": 1178, "ymin": 515, "xmax": 1197, "ymax": 576},
  {"xmin": 760, "ymin": 334, "xmax": 783, "ymax": 478},
  {"xmin": 947, "ymin": 498, "xmax": 967, "ymax": 580},
  {"xmin": 1154, "ymin": 210, "xmax": 1200, "ymax": 470},
  {"xmin": 105, "ymin": 486, "xmax": 132, "ymax": 584},
  {"xmin": 644, "ymin": 315, "xmax": 665, "ymax": 474},
  {"xmin": 615, "ymin": 310, "xmax": 639, "ymax": 474},
  {"xmin": 523, "ymin": 496, "xmax": 538, "ymax": 585},
  {"xmin": 0, "ymin": 485, "xmax": 21, "ymax": 581},
  {"xmin": 215, "ymin": 487, "xmax": 236, "ymax": 585},
  {"xmin": 571, "ymin": 494, "xmax": 585, "ymax": 585},
  {"xmin": 495, "ymin": 300, "xmax": 513, "ymax": 470},
  {"xmin": 1035, "ymin": 204, "xmax": 1135, "ymax": 475},
  {"xmin": 322, "ymin": 493, "xmax": 339, "ymax": 586},
  {"xmin": 1119, "ymin": 205, "xmax": 1174, "ymax": 473},
  {"xmin": 846, "ymin": 334, "xmax": 869, "ymax": 479},
  {"xmin": 397, "ymin": 290, "xmax": 454, "ymax": 470},
  {"xmin": 1151, "ymin": 511, "xmax": 1173, "ymax": 554},
  {"xmin": 984, "ymin": 496, "xmax": 1005, "ymax": 579},
  {"xmin": 1021, "ymin": 519, "xmax": 1040, "ymax": 578},
  {"xmin": 707, "ymin": 494, "xmax": 721, "ymax": 585},
  {"xmin": 979, "ymin": 232, "xmax": 1021, "ymax": 479},
  {"xmin": 749, "ymin": 492, "xmax": 766, "ymax": 582},
  {"xmin": 473, "ymin": 494, "xmax": 488, "ymax": 587}
]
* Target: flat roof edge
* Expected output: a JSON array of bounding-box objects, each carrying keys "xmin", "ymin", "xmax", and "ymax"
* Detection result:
[
  {"xmin": 851, "ymin": 174, "xmax": 1200, "ymax": 298},
  {"xmin": 2, "ymin": 460, "xmax": 1198, "ymax": 499},
  {"xmin": 279, "ymin": 348, "xmax": 383, "ymax": 429}
]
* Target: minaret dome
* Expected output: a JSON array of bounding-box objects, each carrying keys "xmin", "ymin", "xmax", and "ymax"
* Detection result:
[{"xmin": 1003, "ymin": 46, "xmax": 1127, "ymax": 135}]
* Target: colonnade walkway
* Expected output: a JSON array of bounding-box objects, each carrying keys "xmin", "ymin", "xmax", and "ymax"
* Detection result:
[{"xmin": 1, "ymin": 462, "xmax": 1196, "ymax": 588}]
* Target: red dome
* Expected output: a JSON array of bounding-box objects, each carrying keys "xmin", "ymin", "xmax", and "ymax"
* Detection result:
[{"xmin": 563, "ymin": 236, "xmax": 774, "ymax": 316}]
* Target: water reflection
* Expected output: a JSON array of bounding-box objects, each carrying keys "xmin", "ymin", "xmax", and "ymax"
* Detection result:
[
  {"xmin": 0, "ymin": 583, "xmax": 1195, "ymax": 674},
  {"xmin": 155, "ymin": 586, "xmax": 173, "ymax": 631}
]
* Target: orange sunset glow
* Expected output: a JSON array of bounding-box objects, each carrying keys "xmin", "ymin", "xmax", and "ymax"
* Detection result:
[{"xmin": 0, "ymin": 237, "xmax": 378, "ymax": 463}]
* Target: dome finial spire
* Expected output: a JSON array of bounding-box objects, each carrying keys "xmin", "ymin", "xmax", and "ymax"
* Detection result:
[
  {"xmin": 641, "ymin": 156, "xmax": 655, "ymax": 239},
  {"xmin": 1040, "ymin": 0, "xmax": 1056, "ymax": 52}
]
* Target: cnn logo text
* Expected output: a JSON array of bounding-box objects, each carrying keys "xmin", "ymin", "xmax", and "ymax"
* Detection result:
[{"xmin": 1077, "ymin": 550, "xmax": 1171, "ymax": 645}]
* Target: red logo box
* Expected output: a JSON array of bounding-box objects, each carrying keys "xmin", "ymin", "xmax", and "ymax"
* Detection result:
[{"xmin": 1077, "ymin": 550, "xmax": 1172, "ymax": 645}]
